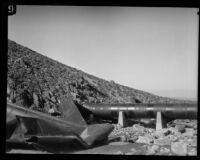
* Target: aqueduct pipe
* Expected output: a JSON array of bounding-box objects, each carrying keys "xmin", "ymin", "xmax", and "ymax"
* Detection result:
[
  {"xmin": 82, "ymin": 103, "xmax": 197, "ymax": 119},
  {"xmin": 82, "ymin": 103, "xmax": 197, "ymax": 129}
]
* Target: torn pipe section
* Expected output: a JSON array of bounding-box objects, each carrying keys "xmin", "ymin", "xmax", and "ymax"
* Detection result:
[{"xmin": 82, "ymin": 103, "xmax": 197, "ymax": 120}]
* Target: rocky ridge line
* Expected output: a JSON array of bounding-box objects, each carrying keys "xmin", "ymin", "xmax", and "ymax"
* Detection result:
[{"xmin": 7, "ymin": 39, "xmax": 195, "ymax": 113}]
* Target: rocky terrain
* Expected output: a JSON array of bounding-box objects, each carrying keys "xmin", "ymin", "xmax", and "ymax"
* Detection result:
[
  {"xmin": 107, "ymin": 119, "xmax": 197, "ymax": 155},
  {"xmin": 8, "ymin": 119, "xmax": 196, "ymax": 155},
  {"xmin": 7, "ymin": 40, "xmax": 197, "ymax": 155},
  {"xmin": 7, "ymin": 39, "xmax": 195, "ymax": 114}
]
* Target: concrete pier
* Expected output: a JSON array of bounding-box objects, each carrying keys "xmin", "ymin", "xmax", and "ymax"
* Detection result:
[
  {"xmin": 156, "ymin": 111, "xmax": 166, "ymax": 130},
  {"xmin": 118, "ymin": 111, "xmax": 125, "ymax": 127}
]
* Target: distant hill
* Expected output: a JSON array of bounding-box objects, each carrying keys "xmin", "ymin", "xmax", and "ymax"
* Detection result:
[
  {"xmin": 152, "ymin": 90, "xmax": 197, "ymax": 102},
  {"xmin": 7, "ymin": 40, "xmax": 194, "ymax": 113}
]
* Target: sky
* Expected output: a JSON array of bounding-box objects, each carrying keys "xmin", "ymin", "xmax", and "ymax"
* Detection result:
[{"xmin": 8, "ymin": 6, "xmax": 198, "ymax": 100}]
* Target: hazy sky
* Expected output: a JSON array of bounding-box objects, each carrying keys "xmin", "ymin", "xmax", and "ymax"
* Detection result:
[{"xmin": 8, "ymin": 6, "xmax": 198, "ymax": 99}]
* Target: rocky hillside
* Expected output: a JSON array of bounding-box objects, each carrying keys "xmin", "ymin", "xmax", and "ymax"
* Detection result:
[{"xmin": 7, "ymin": 40, "xmax": 193, "ymax": 113}]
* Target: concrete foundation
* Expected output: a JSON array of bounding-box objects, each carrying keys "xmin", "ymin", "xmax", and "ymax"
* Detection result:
[
  {"xmin": 118, "ymin": 111, "xmax": 125, "ymax": 127},
  {"xmin": 156, "ymin": 111, "xmax": 166, "ymax": 130}
]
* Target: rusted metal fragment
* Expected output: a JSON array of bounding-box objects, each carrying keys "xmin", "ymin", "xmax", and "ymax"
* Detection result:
[
  {"xmin": 6, "ymin": 98, "xmax": 114, "ymax": 153},
  {"xmin": 59, "ymin": 95, "xmax": 87, "ymax": 128}
]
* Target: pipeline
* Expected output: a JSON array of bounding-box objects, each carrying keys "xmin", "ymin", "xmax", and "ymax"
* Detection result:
[{"xmin": 82, "ymin": 103, "xmax": 197, "ymax": 120}]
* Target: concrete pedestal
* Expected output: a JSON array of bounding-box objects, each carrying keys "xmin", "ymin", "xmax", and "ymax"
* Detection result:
[
  {"xmin": 118, "ymin": 111, "xmax": 125, "ymax": 127},
  {"xmin": 156, "ymin": 111, "xmax": 166, "ymax": 130}
]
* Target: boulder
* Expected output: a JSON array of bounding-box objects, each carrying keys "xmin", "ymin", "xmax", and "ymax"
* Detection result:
[
  {"xmin": 146, "ymin": 145, "xmax": 159, "ymax": 155},
  {"xmin": 167, "ymin": 135, "xmax": 178, "ymax": 142},
  {"xmin": 120, "ymin": 135, "xmax": 127, "ymax": 142},
  {"xmin": 133, "ymin": 124, "xmax": 145, "ymax": 133},
  {"xmin": 171, "ymin": 142, "xmax": 188, "ymax": 156},
  {"xmin": 187, "ymin": 148, "xmax": 197, "ymax": 156},
  {"xmin": 130, "ymin": 148, "xmax": 137, "ymax": 153},
  {"xmin": 127, "ymin": 135, "xmax": 138, "ymax": 143},
  {"xmin": 168, "ymin": 127, "xmax": 179, "ymax": 134},
  {"xmin": 173, "ymin": 132, "xmax": 182, "ymax": 137},
  {"xmin": 182, "ymin": 128, "xmax": 195, "ymax": 137},
  {"xmin": 149, "ymin": 145, "xmax": 159, "ymax": 154},
  {"xmin": 136, "ymin": 136, "xmax": 154, "ymax": 145},
  {"xmin": 160, "ymin": 147, "xmax": 170, "ymax": 154},
  {"xmin": 154, "ymin": 137, "xmax": 171, "ymax": 146},
  {"xmin": 175, "ymin": 124, "xmax": 186, "ymax": 133},
  {"xmin": 189, "ymin": 138, "xmax": 197, "ymax": 147},
  {"xmin": 167, "ymin": 121, "xmax": 176, "ymax": 128},
  {"xmin": 155, "ymin": 128, "xmax": 171, "ymax": 138},
  {"xmin": 146, "ymin": 128, "xmax": 155, "ymax": 134},
  {"xmin": 151, "ymin": 144, "xmax": 159, "ymax": 151}
]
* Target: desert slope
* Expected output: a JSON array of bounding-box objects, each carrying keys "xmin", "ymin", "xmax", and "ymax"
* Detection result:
[{"xmin": 7, "ymin": 40, "xmax": 193, "ymax": 113}]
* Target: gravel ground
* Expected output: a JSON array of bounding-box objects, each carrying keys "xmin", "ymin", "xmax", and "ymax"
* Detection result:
[
  {"xmin": 6, "ymin": 119, "xmax": 197, "ymax": 155},
  {"xmin": 108, "ymin": 119, "xmax": 197, "ymax": 155}
]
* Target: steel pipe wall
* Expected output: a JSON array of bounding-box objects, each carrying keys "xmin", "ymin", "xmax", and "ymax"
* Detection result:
[{"xmin": 82, "ymin": 103, "xmax": 197, "ymax": 119}]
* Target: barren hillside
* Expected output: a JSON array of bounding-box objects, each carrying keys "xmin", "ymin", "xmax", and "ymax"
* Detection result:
[{"xmin": 7, "ymin": 40, "xmax": 193, "ymax": 113}]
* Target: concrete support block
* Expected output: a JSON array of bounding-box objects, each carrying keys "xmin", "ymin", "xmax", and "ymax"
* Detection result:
[
  {"xmin": 156, "ymin": 111, "xmax": 166, "ymax": 130},
  {"xmin": 118, "ymin": 111, "xmax": 125, "ymax": 127}
]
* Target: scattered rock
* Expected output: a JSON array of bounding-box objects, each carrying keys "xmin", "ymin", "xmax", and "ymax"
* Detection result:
[
  {"xmin": 116, "ymin": 124, "xmax": 122, "ymax": 129},
  {"xmin": 120, "ymin": 135, "xmax": 127, "ymax": 142},
  {"xmin": 168, "ymin": 127, "xmax": 178, "ymax": 134},
  {"xmin": 182, "ymin": 128, "xmax": 195, "ymax": 137},
  {"xmin": 167, "ymin": 135, "xmax": 178, "ymax": 142},
  {"xmin": 171, "ymin": 142, "xmax": 188, "ymax": 156},
  {"xmin": 173, "ymin": 131, "xmax": 182, "ymax": 137},
  {"xmin": 108, "ymin": 136, "xmax": 121, "ymax": 143},
  {"xmin": 146, "ymin": 128, "xmax": 155, "ymax": 134},
  {"xmin": 155, "ymin": 128, "xmax": 171, "ymax": 137},
  {"xmin": 189, "ymin": 138, "xmax": 197, "ymax": 147},
  {"xmin": 125, "ymin": 152, "xmax": 135, "ymax": 155},
  {"xmin": 146, "ymin": 145, "xmax": 159, "ymax": 155},
  {"xmin": 133, "ymin": 124, "xmax": 145, "ymax": 133},
  {"xmin": 113, "ymin": 151, "xmax": 124, "ymax": 155},
  {"xmin": 168, "ymin": 120, "xmax": 197, "ymax": 129},
  {"xmin": 127, "ymin": 136, "xmax": 138, "ymax": 143},
  {"xmin": 160, "ymin": 147, "xmax": 170, "ymax": 154},
  {"xmin": 167, "ymin": 121, "xmax": 175, "ymax": 128},
  {"xmin": 109, "ymin": 142, "xmax": 129, "ymax": 146},
  {"xmin": 136, "ymin": 136, "xmax": 153, "ymax": 145},
  {"xmin": 130, "ymin": 148, "xmax": 137, "ymax": 153},
  {"xmin": 162, "ymin": 129, "xmax": 171, "ymax": 136},
  {"xmin": 109, "ymin": 120, "xmax": 196, "ymax": 156},
  {"xmin": 150, "ymin": 145, "xmax": 159, "ymax": 154},
  {"xmin": 154, "ymin": 137, "xmax": 171, "ymax": 146},
  {"xmin": 193, "ymin": 130, "xmax": 197, "ymax": 135},
  {"xmin": 187, "ymin": 148, "xmax": 197, "ymax": 156},
  {"xmin": 151, "ymin": 144, "xmax": 159, "ymax": 151},
  {"xmin": 175, "ymin": 124, "xmax": 186, "ymax": 133},
  {"xmin": 146, "ymin": 150, "xmax": 155, "ymax": 155}
]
